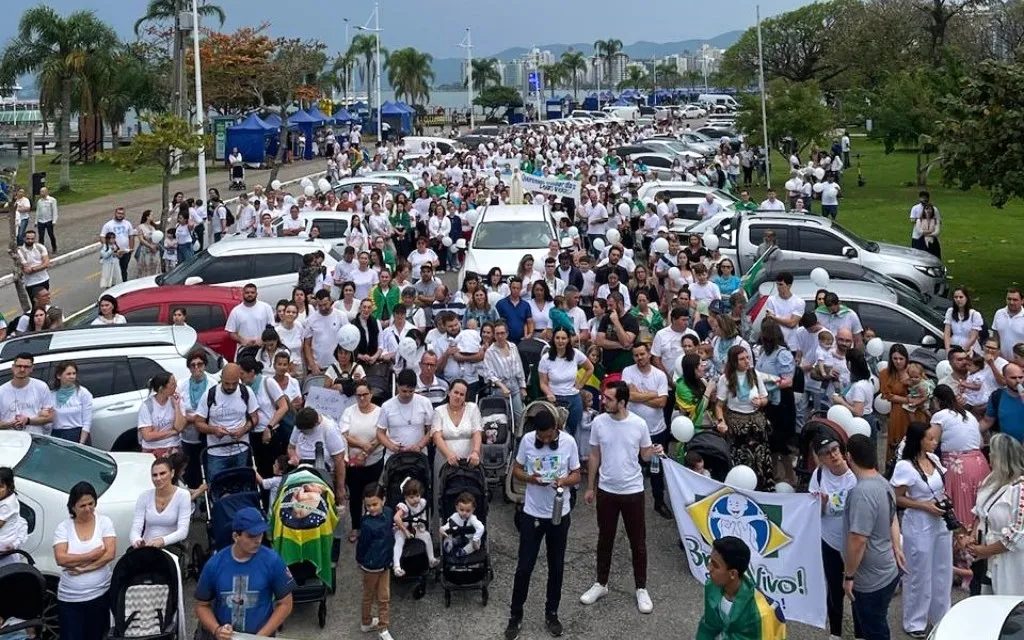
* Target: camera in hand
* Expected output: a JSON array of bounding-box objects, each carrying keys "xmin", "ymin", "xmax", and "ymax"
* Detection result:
[{"xmin": 936, "ymin": 498, "xmax": 962, "ymax": 531}]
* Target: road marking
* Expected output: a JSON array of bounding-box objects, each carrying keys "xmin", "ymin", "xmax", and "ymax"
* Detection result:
[
  {"xmin": 3, "ymin": 307, "xmax": 18, "ymax": 318},
  {"xmin": 85, "ymin": 271, "xmax": 101, "ymax": 281}
]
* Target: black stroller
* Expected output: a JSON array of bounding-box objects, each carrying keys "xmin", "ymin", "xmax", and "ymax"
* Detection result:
[
  {"xmin": 107, "ymin": 547, "xmax": 182, "ymax": 640},
  {"xmin": 379, "ymin": 452, "xmax": 434, "ymax": 599},
  {"xmin": 193, "ymin": 443, "xmax": 262, "ymax": 574},
  {"xmin": 0, "ymin": 551, "xmax": 48, "ymax": 640},
  {"xmin": 229, "ymin": 160, "xmax": 246, "ymax": 191},
  {"xmin": 517, "ymin": 337, "xmax": 548, "ymax": 402},
  {"xmin": 437, "ymin": 462, "xmax": 492, "ymax": 607},
  {"xmin": 685, "ymin": 429, "xmax": 733, "ymax": 482},
  {"xmin": 363, "ymin": 362, "xmax": 395, "ymax": 407},
  {"xmin": 478, "ymin": 394, "xmax": 513, "ymax": 499}
]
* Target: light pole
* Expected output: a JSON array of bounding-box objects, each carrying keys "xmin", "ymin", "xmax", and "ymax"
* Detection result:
[
  {"xmin": 343, "ymin": 18, "xmax": 349, "ymax": 103},
  {"xmin": 595, "ymin": 53, "xmax": 601, "ymax": 106},
  {"xmin": 458, "ymin": 28, "xmax": 474, "ymax": 130},
  {"xmin": 191, "ymin": 0, "xmax": 208, "ymax": 241},
  {"xmin": 356, "ymin": 2, "xmax": 383, "ymax": 142},
  {"xmin": 757, "ymin": 5, "xmax": 771, "ymax": 188}
]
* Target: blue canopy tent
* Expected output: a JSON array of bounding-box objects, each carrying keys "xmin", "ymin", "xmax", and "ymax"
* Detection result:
[
  {"xmin": 307, "ymin": 105, "xmax": 332, "ymax": 124},
  {"xmin": 378, "ymin": 101, "xmax": 412, "ymax": 136},
  {"xmin": 263, "ymin": 112, "xmax": 282, "ymax": 127},
  {"xmin": 332, "ymin": 107, "xmax": 355, "ymax": 123},
  {"xmin": 583, "ymin": 92, "xmax": 599, "ymax": 110},
  {"xmin": 225, "ymin": 114, "xmax": 276, "ymax": 164},
  {"xmin": 287, "ymin": 109, "xmax": 320, "ymax": 159}
]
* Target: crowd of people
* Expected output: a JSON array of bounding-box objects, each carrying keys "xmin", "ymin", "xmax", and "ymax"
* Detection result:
[{"xmin": 1, "ymin": 111, "xmax": 1023, "ymax": 640}]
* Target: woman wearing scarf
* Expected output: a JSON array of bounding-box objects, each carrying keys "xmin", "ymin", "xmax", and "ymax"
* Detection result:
[{"xmin": 177, "ymin": 350, "xmax": 216, "ymax": 490}]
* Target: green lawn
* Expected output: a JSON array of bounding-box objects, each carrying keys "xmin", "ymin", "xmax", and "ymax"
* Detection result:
[
  {"xmin": 15, "ymin": 154, "xmax": 199, "ymax": 206},
  {"xmin": 753, "ymin": 139, "xmax": 1023, "ymax": 318}
]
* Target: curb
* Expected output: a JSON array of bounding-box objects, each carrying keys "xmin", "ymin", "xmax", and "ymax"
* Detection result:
[{"xmin": 0, "ymin": 170, "xmax": 326, "ymax": 290}]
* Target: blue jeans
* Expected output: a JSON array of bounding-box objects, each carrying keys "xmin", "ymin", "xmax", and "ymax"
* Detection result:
[
  {"xmin": 852, "ymin": 575, "xmax": 900, "ymax": 640},
  {"xmin": 822, "ymin": 204, "xmax": 838, "ymax": 219},
  {"xmin": 177, "ymin": 241, "xmax": 195, "ymax": 264},
  {"xmin": 51, "ymin": 427, "xmax": 82, "ymax": 444},
  {"xmin": 556, "ymin": 394, "xmax": 583, "ymax": 438},
  {"xmin": 59, "ymin": 593, "xmax": 110, "ymax": 640},
  {"xmin": 205, "ymin": 449, "xmax": 248, "ymax": 481},
  {"xmin": 16, "ymin": 217, "xmax": 27, "ymax": 246}
]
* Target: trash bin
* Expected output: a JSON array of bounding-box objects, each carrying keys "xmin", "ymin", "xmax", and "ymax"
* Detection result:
[{"xmin": 31, "ymin": 171, "xmax": 46, "ymax": 198}]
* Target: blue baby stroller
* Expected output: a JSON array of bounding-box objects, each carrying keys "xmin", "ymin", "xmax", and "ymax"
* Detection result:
[
  {"xmin": 437, "ymin": 462, "xmax": 492, "ymax": 607},
  {"xmin": 191, "ymin": 442, "xmax": 262, "ymax": 574}
]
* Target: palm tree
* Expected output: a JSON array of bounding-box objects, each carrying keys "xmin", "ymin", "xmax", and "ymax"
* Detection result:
[
  {"xmin": 618, "ymin": 66, "xmax": 648, "ymax": 92},
  {"xmin": 1, "ymin": 7, "xmax": 118, "ymax": 190},
  {"xmin": 467, "ymin": 58, "xmax": 501, "ymax": 92},
  {"xmin": 347, "ymin": 33, "xmax": 387, "ymax": 113},
  {"xmin": 386, "ymin": 47, "xmax": 434, "ymax": 106},
  {"xmin": 655, "ymin": 62, "xmax": 683, "ymax": 89},
  {"xmin": 593, "ymin": 38, "xmax": 624, "ymax": 84},
  {"xmin": 540, "ymin": 63, "xmax": 566, "ymax": 98},
  {"xmin": 93, "ymin": 47, "xmax": 162, "ymax": 151},
  {"xmin": 560, "ymin": 50, "xmax": 586, "ymax": 99},
  {"xmin": 328, "ymin": 51, "xmax": 357, "ymax": 103}
]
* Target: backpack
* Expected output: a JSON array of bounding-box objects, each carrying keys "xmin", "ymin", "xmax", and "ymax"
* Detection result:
[
  {"xmin": 206, "ymin": 385, "xmax": 250, "ymax": 413},
  {"xmin": 224, "ymin": 206, "xmax": 235, "ymax": 228},
  {"xmin": 297, "ymin": 266, "xmax": 318, "ymax": 295}
]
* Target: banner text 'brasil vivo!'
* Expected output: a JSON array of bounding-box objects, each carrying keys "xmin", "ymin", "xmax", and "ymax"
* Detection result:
[{"xmin": 664, "ymin": 460, "xmax": 827, "ymax": 629}]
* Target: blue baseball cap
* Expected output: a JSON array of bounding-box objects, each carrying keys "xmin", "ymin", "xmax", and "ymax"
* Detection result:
[{"xmin": 232, "ymin": 507, "xmax": 268, "ymax": 535}]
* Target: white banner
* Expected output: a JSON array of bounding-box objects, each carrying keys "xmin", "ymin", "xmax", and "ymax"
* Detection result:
[
  {"xmin": 664, "ymin": 460, "xmax": 827, "ymax": 629},
  {"xmin": 500, "ymin": 170, "xmax": 581, "ymax": 203}
]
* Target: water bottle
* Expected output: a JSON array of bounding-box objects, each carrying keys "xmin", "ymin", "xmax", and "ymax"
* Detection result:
[
  {"xmin": 551, "ymin": 487, "xmax": 565, "ymax": 526},
  {"xmin": 650, "ymin": 453, "xmax": 661, "ymax": 475}
]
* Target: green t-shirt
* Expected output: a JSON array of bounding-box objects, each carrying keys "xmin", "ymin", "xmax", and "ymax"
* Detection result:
[
  {"xmin": 427, "ymin": 185, "xmax": 446, "ymax": 198},
  {"xmin": 736, "ymin": 200, "xmax": 758, "ymax": 212}
]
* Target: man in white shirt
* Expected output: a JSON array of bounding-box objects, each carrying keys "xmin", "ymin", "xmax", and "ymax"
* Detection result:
[
  {"xmin": 563, "ymin": 286, "xmax": 590, "ymax": 343},
  {"xmin": 0, "ymin": 352, "xmax": 53, "ymax": 435},
  {"xmin": 759, "ymin": 189, "xmax": 786, "ymax": 212},
  {"xmin": 820, "ymin": 175, "xmax": 841, "ymax": 220},
  {"xmin": 225, "ymin": 284, "xmax": 276, "ymax": 357},
  {"xmin": 377, "ymin": 370, "xmax": 434, "ymax": 458},
  {"xmin": 195, "ymin": 363, "xmax": 260, "ymax": 478},
  {"xmin": 765, "ymin": 272, "xmax": 806, "ymax": 352},
  {"xmin": 415, "ymin": 351, "xmax": 449, "ymax": 406},
  {"xmin": 281, "ymin": 205, "xmax": 304, "ymax": 236},
  {"xmin": 33, "ymin": 187, "xmax": 58, "ymax": 252},
  {"xmin": 303, "ymin": 290, "xmax": 350, "ymax": 376},
  {"xmin": 909, "ymin": 191, "xmax": 940, "ymax": 250},
  {"xmin": 99, "ymin": 207, "xmax": 135, "ymax": 282},
  {"xmin": 580, "ymin": 380, "xmax": 662, "ymax": 615},
  {"xmin": 235, "ymin": 194, "xmax": 257, "ymax": 235},
  {"xmin": 584, "ymin": 193, "xmax": 609, "ymax": 252},
  {"xmin": 651, "ymin": 307, "xmax": 699, "ymax": 377},
  {"xmin": 841, "ymin": 131, "xmax": 851, "ymax": 167},
  {"xmin": 210, "ymin": 197, "xmax": 229, "ymax": 242},
  {"xmin": 17, "ymin": 229, "xmax": 50, "ymax": 301},
  {"xmin": 816, "ymin": 292, "xmax": 864, "ymax": 349},
  {"xmin": 993, "ymin": 287, "xmax": 1024, "ymax": 362},
  {"xmin": 621, "ymin": 343, "xmax": 671, "ymax": 519},
  {"xmin": 13, "ymin": 188, "xmax": 31, "ymax": 247},
  {"xmin": 697, "ymin": 193, "xmax": 723, "ymax": 221}
]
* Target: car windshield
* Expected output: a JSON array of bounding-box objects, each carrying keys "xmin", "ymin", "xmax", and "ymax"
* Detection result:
[
  {"xmin": 157, "ymin": 249, "xmax": 216, "ymax": 285},
  {"xmin": 831, "ymin": 221, "xmax": 880, "ymax": 253},
  {"xmin": 1000, "ymin": 602, "xmax": 1024, "ymax": 639},
  {"xmin": 17, "ymin": 435, "xmax": 117, "ymax": 495},
  {"xmin": 713, "ymin": 188, "xmax": 740, "ymax": 203},
  {"xmin": 895, "ymin": 286, "xmax": 945, "ymax": 331},
  {"xmin": 688, "ymin": 132, "xmax": 713, "ymax": 143},
  {"xmin": 65, "ymin": 304, "xmax": 99, "ymax": 329},
  {"xmin": 473, "ymin": 221, "xmax": 553, "ymax": 250}
]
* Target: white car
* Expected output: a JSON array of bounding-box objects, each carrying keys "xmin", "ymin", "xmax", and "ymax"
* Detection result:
[
  {"xmin": 640, "ymin": 138, "xmax": 707, "ymax": 161},
  {"xmin": 223, "ymin": 211, "xmax": 356, "ymax": 244},
  {"xmin": 929, "ymin": 595, "xmax": 1024, "ymax": 640},
  {"xmin": 637, "ymin": 181, "xmax": 739, "ymax": 206},
  {"xmin": 459, "ymin": 204, "xmax": 557, "ymax": 284},
  {"xmin": 366, "ymin": 171, "xmax": 419, "ymax": 192},
  {"xmin": 1, "ymin": 431, "xmax": 154, "ymax": 582},
  {"xmin": 104, "ymin": 238, "xmax": 338, "ymax": 305},
  {"xmin": 678, "ymin": 104, "xmax": 706, "ymax": 118}
]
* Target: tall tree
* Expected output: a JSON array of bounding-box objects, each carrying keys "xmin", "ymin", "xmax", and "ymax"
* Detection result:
[
  {"xmin": 916, "ymin": 0, "xmax": 987, "ymax": 64},
  {"xmin": 467, "ymin": 58, "xmax": 501, "ymax": 91},
  {"xmin": 735, "ymin": 79, "xmax": 835, "ymax": 160},
  {"xmin": 347, "ymin": 33, "xmax": 387, "ymax": 113},
  {"xmin": 560, "ymin": 50, "xmax": 587, "ymax": 99},
  {"xmin": 655, "ymin": 62, "xmax": 683, "ymax": 89},
  {"xmin": 472, "ymin": 85, "xmax": 523, "ymax": 120},
  {"xmin": 193, "ymin": 25, "xmax": 276, "ymax": 114},
  {"xmin": 831, "ymin": 0, "xmax": 926, "ymax": 90},
  {"xmin": 328, "ymin": 51, "xmax": 357, "ymax": 103},
  {"xmin": 265, "ymin": 38, "xmax": 328, "ymax": 183},
  {"xmin": 95, "ymin": 45, "xmax": 164, "ymax": 151},
  {"xmin": 593, "ymin": 38, "xmax": 623, "ymax": 84},
  {"xmin": 540, "ymin": 62, "xmax": 566, "ymax": 97},
  {"xmin": 0, "ymin": 7, "xmax": 118, "ymax": 190},
  {"xmin": 103, "ymin": 114, "xmax": 208, "ymax": 231},
  {"xmin": 618, "ymin": 66, "xmax": 648, "ymax": 92},
  {"xmin": 386, "ymin": 47, "xmax": 434, "ymax": 105}
]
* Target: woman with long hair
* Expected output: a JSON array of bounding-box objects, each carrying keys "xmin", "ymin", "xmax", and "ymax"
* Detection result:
[
  {"xmin": 325, "ymin": 346, "xmax": 365, "ymax": 415},
  {"xmin": 674, "ymin": 353, "xmax": 714, "ymax": 439},
  {"xmin": 334, "ymin": 281, "xmax": 361, "ymax": 322},
  {"xmin": 91, "ymin": 295, "xmax": 126, "ymax": 326},
  {"xmin": 256, "ymin": 327, "xmax": 289, "ymax": 374},
  {"xmin": 483, "ymin": 320, "xmax": 527, "ymax": 427},
  {"xmin": 712, "ymin": 258, "xmax": 741, "ymax": 299},
  {"xmin": 629, "ymin": 265, "xmax": 660, "ymax": 311},
  {"xmin": 238, "ymin": 357, "xmax": 288, "ymax": 476},
  {"xmin": 431, "ymin": 379, "xmax": 483, "ymax": 511},
  {"xmin": 274, "ymin": 302, "xmax": 305, "ymax": 377},
  {"xmin": 50, "ymin": 362, "xmax": 93, "ymax": 444},
  {"xmin": 134, "ymin": 209, "xmax": 162, "ymax": 278},
  {"xmin": 529, "ymin": 280, "xmax": 555, "ymax": 340},
  {"xmin": 629, "ymin": 290, "xmax": 664, "ymax": 345},
  {"xmin": 291, "ymin": 287, "xmax": 311, "ymax": 323},
  {"xmin": 347, "ymin": 214, "xmax": 367, "ymax": 251},
  {"xmin": 137, "ymin": 372, "xmax": 186, "ymax": 457},
  {"xmin": 516, "ymin": 255, "xmax": 541, "ymax": 298},
  {"xmin": 714, "ymin": 345, "xmax": 774, "ymax": 491},
  {"xmin": 350, "ymin": 251, "xmax": 379, "ymax": 300},
  {"xmin": 538, "ymin": 327, "xmax": 593, "ymax": 437},
  {"xmin": 931, "ymin": 384, "xmax": 989, "ymax": 531},
  {"xmin": 353, "ymin": 299, "xmax": 382, "ymax": 365},
  {"xmin": 342, "ymin": 382, "xmax": 384, "ymax": 542},
  {"xmin": 484, "ymin": 267, "xmax": 510, "ymax": 298},
  {"xmin": 892, "ymin": 421, "xmax": 954, "ymax": 636},
  {"xmin": 915, "ymin": 203, "xmax": 941, "ymax": 258},
  {"xmin": 129, "ymin": 457, "xmax": 191, "ymax": 550},
  {"xmin": 944, "ymin": 286, "xmax": 983, "ymax": 354},
  {"xmin": 880, "ymin": 344, "xmax": 913, "ymax": 457},
  {"xmin": 831, "ymin": 348, "xmax": 878, "ymax": 437},
  {"xmin": 755, "ymin": 318, "xmax": 797, "ymax": 484},
  {"xmin": 969, "ymin": 434, "xmax": 1024, "ymax": 595},
  {"xmin": 710, "ymin": 314, "xmax": 751, "ymax": 374},
  {"xmin": 464, "ymin": 288, "xmax": 498, "ymax": 329},
  {"xmin": 368, "ymin": 267, "xmax": 399, "ymax": 325}
]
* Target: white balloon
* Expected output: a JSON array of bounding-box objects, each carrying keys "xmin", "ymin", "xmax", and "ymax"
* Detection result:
[
  {"xmin": 304, "ymin": 185, "xmax": 315, "ymax": 197},
  {"xmin": 866, "ymin": 337, "xmax": 885, "ymax": 358},
  {"xmin": 317, "ymin": 178, "xmax": 332, "ymax": 193},
  {"xmin": 873, "ymin": 395, "xmax": 892, "ymax": 415},
  {"xmin": 270, "ymin": 180, "xmax": 282, "ymax": 190},
  {"xmin": 297, "ymin": 231, "xmax": 309, "ymax": 238},
  {"xmin": 813, "ymin": 182, "xmax": 825, "ymax": 194},
  {"xmin": 300, "ymin": 177, "xmax": 313, "ymax": 189},
  {"xmin": 150, "ymin": 230, "xmax": 164, "ymax": 245},
  {"xmin": 486, "ymin": 176, "xmax": 498, "ymax": 188},
  {"xmin": 725, "ymin": 465, "xmax": 758, "ymax": 491},
  {"xmin": 784, "ymin": 179, "xmax": 796, "ymax": 192},
  {"xmin": 593, "ymin": 238, "xmax": 606, "ymax": 251},
  {"xmin": 827, "ymin": 405, "xmax": 854, "ymax": 429},
  {"xmin": 606, "ymin": 228, "xmax": 621, "ymax": 244},
  {"xmin": 449, "ymin": 243, "xmax": 459, "ymax": 254},
  {"xmin": 935, "ymin": 360, "xmax": 953, "ymax": 379},
  {"xmin": 703, "ymin": 234, "xmax": 720, "ymax": 251},
  {"xmin": 337, "ymin": 324, "xmax": 361, "ymax": 351},
  {"xmin": 442, "ymin": 236, "xmax": 453, "ymax": 247},
  {"xmin": 467, "ymin": 210, "xmax": 480, "ymax": 227},
  {"xmin": 397, "ymin": 336, "xmax": 418, "ymax": 362},
  {"xmin": 652, "ymin": 237, "xmax": 669, "ymax": 254},
  {"xmin": 876, "ymin": 360, "xmax": 888, "ymax": 372},
  {"xmin": 814, "ymin": 167, "xmax": 826, "ymax": 180},
  {"xmin": 846, "ymin": 417, "xmax": 872, "ymax": 439},
  {"xmin": 673, "ymin": 354, "xmax": 685, "ymax": 379},
  {"xmin": 487, "ymin": 291, "xmax": 501, "ymax": 307},
  {"xmin": 568, "ymin": 226, "xmax": 580, "ymax": 238},
  {"xmin": 671, "ymin": 415, "xmax": 695, "ymax": 443},
  {"xmin": 618, "ymin": 203, "xmax": 630, "ymax": 217},
  {"xmin": 192, "ymin": 240, "xmax": 200, "ymax": 252},
  {"xmin": 455, "ymin": 238, "xmax": 467, "ymax": 250},
  {"xmin": 668, "ymin": 267, "xmax": 681, "ymax": 282},
  {"xmin": 810, "ymin": 267, "xmax": 830, "ymax": 288},
  {"xmin": 775, "ymin": 482, "xmax": 795, "ymax": 493}
]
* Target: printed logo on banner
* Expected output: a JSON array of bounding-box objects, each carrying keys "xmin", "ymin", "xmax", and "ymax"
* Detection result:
[{"xmin": 687, "ymin": 488, "xmax": 792, "ymax": 558}]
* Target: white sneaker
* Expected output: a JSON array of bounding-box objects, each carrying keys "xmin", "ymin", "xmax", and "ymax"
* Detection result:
[
  {"xmin": 636, "ymin": 588, "xmax": 653, "ymax": 614},
  {"xmin": 580, "ymin": 582, "xmax": 609, "ymax": 605},
  {"xmin": 360, "ymin": 618, "xmax": 379, "ymax": 633},
  {"xmin": 378, "ymin": 631, "xmax": 394, "ymax": 640}
]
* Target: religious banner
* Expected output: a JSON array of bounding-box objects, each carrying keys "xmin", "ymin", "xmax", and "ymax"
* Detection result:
[
  {"xmin": 664, "ymin": 460, "xmax": 827, "ymax": 629},
  {"xmin": 499, "ymin": 169, "xmax": 582, "ymax": 203}
]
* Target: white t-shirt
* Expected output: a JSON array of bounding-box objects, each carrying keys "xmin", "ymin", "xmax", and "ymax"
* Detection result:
[
  {"xmin": 17, "ymin": 244, "xmax": 48, "ymax": 287},
  {"xmin": 621, "ymin": 365, "xmax": 669, "ymax": 435},
  {"xmin": 407, "ymin": 249, "xmax": 438, "ymax": 280},
  {"xmin": 274, "ymin": 322, "xmax": 306, "ymax": 371},
  {"xmin": 891, "ymin": 453, "xmax": 947, "ymax": 505},
  {"xmin": 289, "ymin": 416, "xmax": 347, "ymax": 469},
  {"xmin": 538, "ymin": 351, "xmax": 586, "ymax": 396},
  {"xmin": 379, "ymin": 394, "xmax": 435, "ymax": 458},
  {"xmin": 808, "ymin": 465, "xmax": 857, "ymax": 551},
  {"xmin": 250, "ymin": 375, "xmax": 284, "ymax": 432},
  {"xmin": 766, "ymin": 294, "xmax": 806, "ymax": 351},
  {"xmin": 932, "ymin": 408, "xmax": 982, "ymax": 453},
  {"xmin": 0, "ymin": 493, "xmax": 27, "ymax": 552},
  {"xmin": 993, "ymin": 306, "xmax": 1024, "ymax": 361},
  {"xmin": 0, "ymin": 379, "xmax": 53, "ymax": 435},
  {"xmin": 820, "ymin": 183, "xmax": 841, "ymax": 206},
  {"xmin": 53, "ymin": 515, "xmax": 116, "ymax": 602},
  {"xmin": 589, "ymin": 411, "xmax": 651, "ymax": 495},
  {"xmin": 530, "ymin": 300, "xmax": 555, "ymax": 331},
  {"xmin": 943, "ymin": 308, "xmax": 983, "ymax": 353},
  {"xmin": 431, "ymin": 403, "xmax": 483, "ymax": 459},
  {"xmin": 137, "ymin": 395, "xmax": 184, "ymax": 451},
  {"xmin": 689, "ymin": 280, "xmax": 721, "ymax": 302},
  {"xmin": 225, "ymin": 301, "xmax": 276, "ymax": 343},
  {"xmin": 100, "ymin": 219, "xmax": 134, "ymax": 251},
  {"xmin": 759, "ymin": 199, "xmax": 785, "ymax": 212},
  {"xmin": 516, "ymin": 430, "xmax": 581, "ymax": 519},
  {"xmin": 341, "ymin": 404, "xmax": 384, "ymax": 466},
  {"xmin": 651, "ymin": 326, "xmax": 699, "ymax": 375},
  {"xmin": 716, "ymin": 373, "xmax": 768, "ymax": 413},
  {"xmin": 844, "ymin": 379, "xmax": 875, "ymax": 417},
  {"xmin": 197, "ymin": 385, "xmax": 259, "ymax": 455},
  {"xmin": 303, "ymin": 309, "xmax": 350, "ymax": 369},
  {"xmin": 52, "ymin": 386, "xmax": 94, "ymax": 433},
  {"xmin": 349, "ymin": 268, "xmax": 379, "ymax": 300}
]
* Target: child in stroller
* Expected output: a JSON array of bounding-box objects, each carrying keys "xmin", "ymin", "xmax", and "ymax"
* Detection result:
[
  {"xmin": 392, "ymin": 479, "xmax": 437, "ymax": 576},
  {"xmin": 438, "ymin": 463, "xmax": 492, "ymax": 607},
  {"xmin": 440, "ymin": 492, "xmax": 485, "ymax": 558}
]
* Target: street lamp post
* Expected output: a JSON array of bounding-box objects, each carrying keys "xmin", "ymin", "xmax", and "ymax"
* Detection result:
[
  {"xmin": 343, "ymin": 18, "xmax": 349, "ymax": 103},
  {"xmin": 459, "ymin": 28, "xmax": 474, "ymax": 130},
  {"xmin": 191, "ymin": 0, "xmax": 207, "ymax": 242},
  {"xmin": 356, "ymin": 2, "xmax": 383, "ymax": 142}
]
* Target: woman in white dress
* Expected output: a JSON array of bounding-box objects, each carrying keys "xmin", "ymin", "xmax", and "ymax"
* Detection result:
[
  {"xmin": 969, "ymin": 434, "xmax": 1024, "ymax": 596},
  {"xmin": 431, "ymin": 380, "xmax": 483, "ymax": 515}
]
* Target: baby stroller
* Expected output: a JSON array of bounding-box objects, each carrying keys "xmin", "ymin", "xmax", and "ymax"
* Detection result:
[
  {"xmin": 107, "ymin": 547, "xmax": 183, "ymax": 640},
  {"xmin": 796, "ymin": 417, "xmax": 848, "ymax": 486},
  {"xmin": 229, "ymin": 161, "xmax": 246, "ymax": 191},
  {"xmin": 379, "ymin": 452, "xmax": 433, "ymax": 599},
  {"xmin": 517, "ymin": 337, "xmax": 547, "ymax": 402},
  {"xmin": 684, "ymin": 429, "xmax": 733, "ymax": 482},
  {"xmin": 0, "ymin": 551, "xmax": 47, "ymax": 640},
  {"xmin": 269, "ymin": 465, "xmax": 338, "ymax": 628},
  {"xmin": 363, "ymin": 362, "xmax": 395, "ymax": 407},
  {"xmin": 193, "ymin": 442, "xmax": 262, "ymax": 574},
  {"xmin": 504, "ymin": 400, "xmax": 568, "ymax": 505},
  {"xmin": 478, "ymin": 394, "xmax": 513, "ymax": 498},
  {"xmin": 437, "ymin": 462, "xmax": 492, "ymax": 607}
]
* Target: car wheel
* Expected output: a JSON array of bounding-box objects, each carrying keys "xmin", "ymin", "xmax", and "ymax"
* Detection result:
[{"xmin": 111, "ymin": 430, "xmax": 142, "ymax": 453}]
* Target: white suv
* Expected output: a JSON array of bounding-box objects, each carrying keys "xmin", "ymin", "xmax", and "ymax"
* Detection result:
[
  {"xmin": 0, "ymin": 325, "xmax": 221, "ymax": 451},
  {"xmin": 459, "ymin": 205, "xmax": 557, "ymax": 283}
]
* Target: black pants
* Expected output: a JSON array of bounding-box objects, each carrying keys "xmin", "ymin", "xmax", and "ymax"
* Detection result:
[
  {"xmin": 647, "ymin": 429, "xmax": 672, "ymax": 507},
  {"xmin": 510, "ymin": 514, "xmax": 571, "ymax": 620},
  {"xmin": 823, "ymin": 540, "xmax": 862, "ymax": 637},
  {"xmin": 347, "ymin": 457, "xmax": 384, "ymax": 530},
  {"xmin": 194, "ymin": 223, "xmax": 205, "ymax": 251},
  {"xmin": 36, "ymin": 221, "xmax": 57, "ymax": 252},
  {"xmin": 118, "ymin": 251, "xmax": 131, "ymax": 282},
  {"xmin": 59, "ymin": 593, "xmax": 110, "ymax": 640},
  {"xmin": 182, "ymin": 441, "xmax": 204, "ymax": 489}
]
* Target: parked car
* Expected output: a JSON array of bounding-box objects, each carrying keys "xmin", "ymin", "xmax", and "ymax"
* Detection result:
[
  {"xmin": 468, "ymin": 125, "xmax": 504, "ymax": 137},
  {"xmin": 0, "ymin": 324, "xmax": 221, "ymax": 451},
  {"xmin": 223, "ymin": 210, "xmax": 355, "ymax": 246},
  {"xmin": 629, "ymin": 153, "xmax": 681, "ymax": 179},
  {"xmin": 458, "ymin": 204, "xmax": 557, "ymax": 285},
  {"xmin": 332, "ymin": 176, "xmax": 407, "ymax": 200},
  {"xmin": 64, "ymin": 285, "xmax": 244, "ymax": 362},
  {"xmin": 365, "ymin": 171, "xmax": 419, "ymax": 192},
  {"xmin": 637, "ymin": 181, "xmax": 739, "ymax": 206},
  {"xmin": 678, "ymin": 104, "xmax": 706, "ymax": 118},
  {"xmin": 642, "ymin": 137, "xmax": 709, "ymax": 159},
  {"xmin": 928, "ymin": 596, "xmax": 1024, "ymax": 640},
  {"xmin": 690, "ymin": 211, "xmax": 948, "ymax": 296},
  {"xmin": 677, "ymin": 131, "xmax": 718, "ymax": 155},
  {"xmin": 401, "ymin": 136, "xmax": 463, "ymax": 155},
  {"xmin": 103, "ymin": 237, "xmax": 338, "ymax": 305},
  {"xmin": 696, "ymin": 127, "xmax": 741, "ymax": 150},
  {"xmin": 0, "ymin": 431, "xmax": 154, "ymax": 591}
]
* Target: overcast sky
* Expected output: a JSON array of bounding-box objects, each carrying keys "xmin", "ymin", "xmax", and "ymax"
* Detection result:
[{"xmin": 2, "ymin": 0, "xmax": 809, "ymax": 58}]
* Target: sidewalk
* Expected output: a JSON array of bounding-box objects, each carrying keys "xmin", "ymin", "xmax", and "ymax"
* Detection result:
[{"xmin": 0, "ymin": 160, "xmax": 325, "ymax": 254}]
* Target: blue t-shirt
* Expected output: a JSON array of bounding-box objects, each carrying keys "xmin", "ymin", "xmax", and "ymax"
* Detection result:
[
  {"xmin": 195, "ymin": 546, "xmax": 295, "ymax": 633},
  {"xmin": 496, "ymin": 297, "xmax": 532, "ymax": 343},
  {"xmin": 987, "ymin": 390, "xmax": 1024, "ymax": 442}
]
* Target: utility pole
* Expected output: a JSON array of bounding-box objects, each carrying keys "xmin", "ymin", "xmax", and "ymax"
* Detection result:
[
  {"xmin": 357, "ymin": 3, "xmax": 383, "ymax": 141},
  {"xmin": 191, "ymin": 0, "xmax": 208, "ymax": 244},
  {"xmin": 757, "ymin": 4, "xmax": 771, "ymax": 188},
  {"xmin": 459, "ymin": 28, "xmax": 474, "ymax": 130},
  {"xmin": 343, "ymin": 18, "xmax": 349, "ymax": 103}
]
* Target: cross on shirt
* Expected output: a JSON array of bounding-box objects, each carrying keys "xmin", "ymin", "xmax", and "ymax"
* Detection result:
[{"xmin": 226, "ymin": 574, "xmax": 261, "ymax": 630}]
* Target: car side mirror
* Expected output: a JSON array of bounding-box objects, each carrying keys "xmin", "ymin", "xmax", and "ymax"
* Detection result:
[
  {"xmin": 184, "ymin": 276, "xmax": 204, "ymax": 286},
  {"xmin": 843, "ymin": 246, "xmax": 857, "ymax": 259},
  {"xmin": 921, "ymin": 335, "xmax": 937, "ymax": 347}
]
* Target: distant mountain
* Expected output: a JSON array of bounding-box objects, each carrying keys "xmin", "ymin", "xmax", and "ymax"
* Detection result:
[{"xmin": 429, "ymin": 31, "xmax": 743, "ymax": 86}]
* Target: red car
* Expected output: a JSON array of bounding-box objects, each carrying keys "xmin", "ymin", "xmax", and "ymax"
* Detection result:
[{"xmin": 70, "ymin": 286, "xmax": 243, "ymax": 361}]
